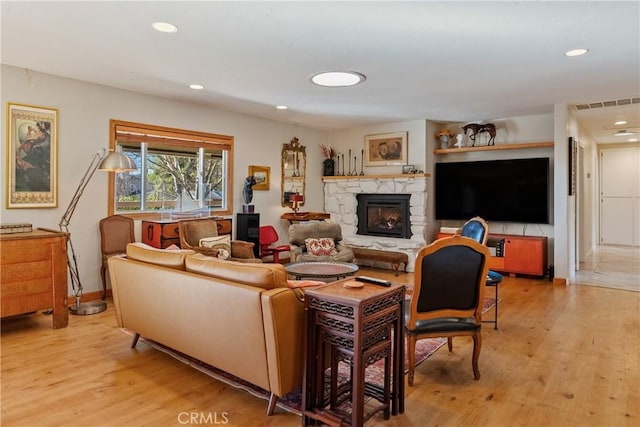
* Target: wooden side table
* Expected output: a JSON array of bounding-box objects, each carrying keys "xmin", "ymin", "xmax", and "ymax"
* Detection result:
[{"xmin": 302, "ymin": 279, "xmax": 405, "ymax": 426}]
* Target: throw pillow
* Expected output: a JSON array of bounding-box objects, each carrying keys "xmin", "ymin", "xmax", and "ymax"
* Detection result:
[
  {"xmin": 199, "ymin": 235, "xmax": 231, "ymax": 260},
  {"xmin": 304, "ymin": 237, "xmax": 338, "ymax": 256}
]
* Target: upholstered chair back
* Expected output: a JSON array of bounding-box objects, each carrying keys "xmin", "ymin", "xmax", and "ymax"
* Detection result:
[
  {"xmin": 288, "ymin": 222, "xmax": 343, "ymax": 246},
  {"xmin": 460, "ymin": 216, "xmax": 489, "ymax": 245},
  {"xmin": 179, "ymin": 218, "xmax": 220, "ymax": 248}
]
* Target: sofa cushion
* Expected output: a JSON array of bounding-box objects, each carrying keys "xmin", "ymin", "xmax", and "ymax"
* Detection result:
[
  {"xmin": 126, "ymin": 242, "xmax": 194, "ymax": 270},
  {"xmin": 185, "ymin": 253, "xmax": 288, "ymax": 289},
  {"xmin": 304, "ymin": 237, "xmax": 338, "ymax": 256},
  {"xmin": 200, "ymin": 235, "xmax": 231, "ymax": 260}
]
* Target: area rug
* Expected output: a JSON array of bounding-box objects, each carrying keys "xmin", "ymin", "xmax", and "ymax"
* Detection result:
[{"xmin": 128, "ymin": 297, "xmax": 496, "ymax": 416}]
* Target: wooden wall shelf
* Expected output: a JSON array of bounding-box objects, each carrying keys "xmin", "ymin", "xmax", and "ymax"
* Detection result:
[{"xmin": 434, "ymin": 141, "xmax": 553, "ymax": 155}]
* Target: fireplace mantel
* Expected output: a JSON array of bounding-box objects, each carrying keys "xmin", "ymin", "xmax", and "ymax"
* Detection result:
[
  {"xmin": 323, "ymin": 175, "xmax": 429, "ymax": 272},
  {"xmin": 322, "ymin": 173, "xmax": 430, "ymax": 180}
]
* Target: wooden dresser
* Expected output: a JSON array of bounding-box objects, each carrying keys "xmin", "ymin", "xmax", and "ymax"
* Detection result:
[{"xmin": 0, "ymin": 229, "xmax": 69, "ymax": 329}]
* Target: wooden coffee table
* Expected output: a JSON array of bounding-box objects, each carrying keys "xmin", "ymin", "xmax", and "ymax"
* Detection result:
[{"xmin": 285, "ymin": 261, "xmax": 359, "ymax": 280}]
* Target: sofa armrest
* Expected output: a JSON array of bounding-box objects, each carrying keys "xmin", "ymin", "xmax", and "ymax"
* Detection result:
[
  {"xmin": 261, "ymin": 288, "xmax": 305, "ymax": 397},
  {"xmin": 289, "ymin": 243, "xmax": 304, "ymax": 262}
]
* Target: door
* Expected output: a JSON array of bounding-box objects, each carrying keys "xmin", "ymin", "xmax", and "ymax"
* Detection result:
[{"xmin": 599, "ymin": 146, "xmax": 640, "ymax": 246}]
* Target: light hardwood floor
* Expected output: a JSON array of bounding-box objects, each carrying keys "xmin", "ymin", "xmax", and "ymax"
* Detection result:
[{"xmin": 1, "ymin": 267, "xmax": 638, "ymax": 427}]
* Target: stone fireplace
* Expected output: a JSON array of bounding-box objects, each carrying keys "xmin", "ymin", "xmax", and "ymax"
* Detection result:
[{"xmin": 323, "ymin": 175, "xmax": 429, "ymax": 272}]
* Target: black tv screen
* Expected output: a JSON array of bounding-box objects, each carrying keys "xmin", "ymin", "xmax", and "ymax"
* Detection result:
[{"xmin": 435, "ymin": 157, "xmax": 550, "ymax": 224}]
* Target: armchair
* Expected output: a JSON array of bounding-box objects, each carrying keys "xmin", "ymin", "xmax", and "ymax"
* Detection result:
[
  {"xmin": 178, "ymin": 218, "xmax": 261, "ymax": 263},
  {"xmin": 288, "ymin": 222, "xmax": 355, "ymax": 263}
]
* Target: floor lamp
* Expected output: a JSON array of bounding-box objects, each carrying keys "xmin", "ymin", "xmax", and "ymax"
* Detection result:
[{"xmin": 59, "ymin": 149, "xmax": 136, "ymax": 315}]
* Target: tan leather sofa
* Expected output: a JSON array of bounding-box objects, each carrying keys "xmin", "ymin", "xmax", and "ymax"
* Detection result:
[{"xmin": 108, "ymin": 243, "xmax": 304, "ymax": 415}]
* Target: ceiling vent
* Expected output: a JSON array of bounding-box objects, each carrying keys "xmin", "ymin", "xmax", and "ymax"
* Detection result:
[{"xmin": 575, "ymin": 97, "xmax": 640, "ymax": 110}]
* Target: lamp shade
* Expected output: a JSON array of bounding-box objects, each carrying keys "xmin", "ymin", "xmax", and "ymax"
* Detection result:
[
  {"xmin": 289, "ymin": 194, "xmax": 304, "ymax": 203},
  {"xmin": 98, "ymin": 151, "xmax": 137, "ymax": 171}
]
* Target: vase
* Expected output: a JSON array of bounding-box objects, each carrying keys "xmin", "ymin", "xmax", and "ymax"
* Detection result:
[{"xmin": 323, "ymin": 159, "xmax": 335, "ymax": 176}]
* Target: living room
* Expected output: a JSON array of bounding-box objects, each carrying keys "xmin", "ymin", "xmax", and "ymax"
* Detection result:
[{"xmin": 1, "ymin": 2, "xmax": 639, "ymax": 426}]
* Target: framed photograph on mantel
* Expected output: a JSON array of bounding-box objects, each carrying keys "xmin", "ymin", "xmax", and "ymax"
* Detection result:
[
  {"xmin": 6, "ymin": 103, "xmax": 58, "ymax": 208},
  {"xmin": 364, "ymin": 131, "xmax": 407, "ymax": 166},
  {"xmin": 248, "ymin": 165, "xmax": 270, "ymax": 191}
]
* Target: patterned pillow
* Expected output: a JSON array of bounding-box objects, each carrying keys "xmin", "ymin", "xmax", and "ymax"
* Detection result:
[
  {"xmin": 199, "ymin": 235, "xmax": 231, "ymax": 260},
  {"xmin": 304, "ymin": 238, "xmax": 338, "ymax": 256}
]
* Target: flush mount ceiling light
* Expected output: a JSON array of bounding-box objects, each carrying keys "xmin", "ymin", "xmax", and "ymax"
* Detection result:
[
  {"xmin": 152, "ymin": 22, "xmax": 178, "ymax": 33},
  {"xmin": 615, "ymin": 120, "xmax": 627, "ymax": 125},
  {"xmin": 189, "ymin": 84, "xmax": 204, "ymax": 90},
  {"xmin": 276, "ymin": 105, "xmax": 288, "ymax": 110},
  {"xmin": 614, "ymin": 130, "xmax": 636, "ymax": 136},
  {"xmin": 310, "ymin": 71, "xmax": 366, "ymax": 87},
  {"xmin": 565, "ymin": 48, "xmax": 589, "ymax": 57}
]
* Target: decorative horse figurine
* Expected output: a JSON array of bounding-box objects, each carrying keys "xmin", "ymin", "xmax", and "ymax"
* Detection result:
[{"xmin": 462, "ymin": 123, "xmax": 496, "ymax": 146}]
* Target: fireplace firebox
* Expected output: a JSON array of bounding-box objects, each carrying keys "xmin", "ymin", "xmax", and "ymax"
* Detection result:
[{"xmin": 356, "ymin": 194, "xmax": 412, "ymax": 239}]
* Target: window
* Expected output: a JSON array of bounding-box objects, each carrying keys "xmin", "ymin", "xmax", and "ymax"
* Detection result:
[{"xmin": 108, "ymin": 120, "xmax": 234, "ymax": 217}]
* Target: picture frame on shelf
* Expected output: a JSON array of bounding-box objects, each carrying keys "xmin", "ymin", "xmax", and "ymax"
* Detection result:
[
  {"xmin": 402, "ymin": 164, "xmax": 415, "ymax": 174},
  {"xmin": 248, "ymin": 165, "xmax": 270, "ymax": 191},
  {"xmin": 6, "ymin": 102, "xmax": 58, "ymax": 208},
  {"xmin": 364, "ymin": 131, "xmax": 407, "ymax": 166}
]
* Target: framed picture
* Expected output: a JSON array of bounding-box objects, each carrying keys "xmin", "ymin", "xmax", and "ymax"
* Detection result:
[
  {"xmin": 248, "ymin": 165, "xmax": 270, "ymax": 191},
  {"xmin": 6, "ymin": 103, "xmax": 58, "ymax": 208},
  {"xmin": 402, "ymin": 164, "xmax": 415, "ymax": 174},
  {"xmin": 364, "ymin": 131, "xmax": 407, "ymax": 166}
]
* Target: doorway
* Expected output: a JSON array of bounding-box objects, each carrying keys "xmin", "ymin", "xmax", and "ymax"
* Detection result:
[{"xmin": 599, "ymin": 145, "xmax": 640, "ymax": 246}]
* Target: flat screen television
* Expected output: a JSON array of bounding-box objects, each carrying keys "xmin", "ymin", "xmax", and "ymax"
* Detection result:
[{"xmin": 435, "ymin": 157, "xmax": 550, "ymax": 224}]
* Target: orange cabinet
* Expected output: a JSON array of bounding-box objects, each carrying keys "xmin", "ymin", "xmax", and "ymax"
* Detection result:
[
  {"xmin": 499, "ymin": 235, "xmax": 547, "ymax": 277},
  {"xmin": 436, "ymin": 232, "xmax": 547, "ymax": 277}
]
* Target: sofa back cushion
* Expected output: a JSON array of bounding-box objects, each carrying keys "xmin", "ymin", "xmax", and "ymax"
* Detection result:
[
  {"xmin": 288, "ymin": 222, "xmax": 343, "ymax": 248},
  {"xmin": 185, "ymin": 253, "xmax": 288, "ymax": 289},
  {"xmin": 126, "ymin": 242, "xmax": 194, "ymax": 270}
]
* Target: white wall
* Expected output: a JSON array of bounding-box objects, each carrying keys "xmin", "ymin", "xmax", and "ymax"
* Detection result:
[{"xmin": 1, "ymin": 65, "xmax": 328, "ymax": 295}]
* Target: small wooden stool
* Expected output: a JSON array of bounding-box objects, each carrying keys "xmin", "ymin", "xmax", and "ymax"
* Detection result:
[{"xmin": 351, "ymin": 247, "xmax": 409, "ymax": 276}]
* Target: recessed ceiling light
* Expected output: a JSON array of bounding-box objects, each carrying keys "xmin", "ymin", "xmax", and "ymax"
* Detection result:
[
  {"xmin": 565, "ymin": 48, "xmax": 589, "ymax": 57},
  {"xmin": 629, "ymin": 138, "xmax": 638, "ymax": 142},
  {"xmin": 310, "ymin": 71, "xmax": 366, "ymax": 87},
  {"xmin": 615, "ymin": 120, "xmax": 627, "ymax": 125},
  {"xmin": 152, "ymin": 22, "xmax": 178, "ymax": 33},
  {"xmin": 276, "ymin": 105, "xmax": 288, "ymax": 110},
  {"xmin": 189, "ymin": 84, "xmax": 204, "ymax": 90},
  {"xmin": 614, "ymin": 130, "xmax": 635, "ymax": 136}
]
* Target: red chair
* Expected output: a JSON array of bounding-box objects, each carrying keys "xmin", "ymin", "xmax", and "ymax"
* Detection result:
[{"xmin": 259, "ymin": 225, "xmax": 290, "ymax": 263}]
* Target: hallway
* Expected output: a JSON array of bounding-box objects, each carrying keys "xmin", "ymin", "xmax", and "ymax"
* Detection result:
[{"xmin": 573, "ymin": 245, "xmax": 640, "ymax": 292}]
